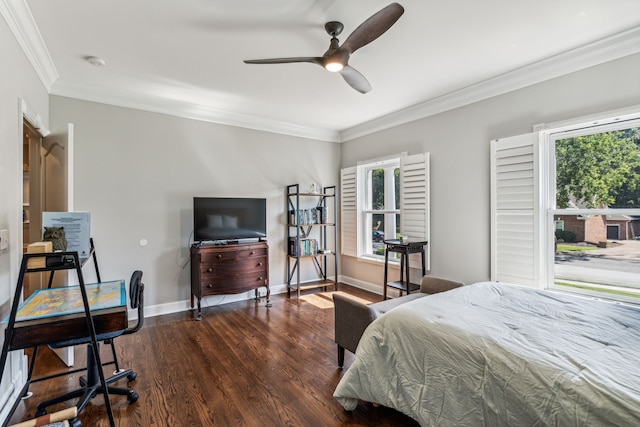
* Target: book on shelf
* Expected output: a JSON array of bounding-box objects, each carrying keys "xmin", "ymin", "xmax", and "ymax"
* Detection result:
[
  {"xmin": 288, "ymin": 237, "xmax": 319, "ymax": 256},
  {"xmin": 288, "ymin": 207, "xmax": 327, "ymax": 225}
]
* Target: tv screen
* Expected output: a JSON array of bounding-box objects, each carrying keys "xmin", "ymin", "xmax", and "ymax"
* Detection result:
[{"xmin": 193, "ymin": 197, "xmax": 267, "ymax": 243}]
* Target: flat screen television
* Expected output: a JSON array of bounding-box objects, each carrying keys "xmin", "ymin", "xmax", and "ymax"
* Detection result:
[{"xmin": 193, "ymin": 197, "xmax": 267, "ymax": 243}]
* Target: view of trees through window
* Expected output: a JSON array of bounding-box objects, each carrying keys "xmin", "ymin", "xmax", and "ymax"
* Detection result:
[
  {"xmin": 556, "ymin": 127, "xmax": 640, "ymax": 209},
  {"xmin": 370, "ymin": 168, "xmax": 400, "ymax": 210},
  {"xmin": 553, "ymin": 125, "xmax": 640, "ymax": 300},
  {"xmin": 367, "ymin": 167, "xmax": 400, "ymax": 257}
]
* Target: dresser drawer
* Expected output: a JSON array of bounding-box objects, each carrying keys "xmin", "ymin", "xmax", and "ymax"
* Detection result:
[
  {"xmin": 200, "ymin": 272, "xmax": 267, "ymax": 295},
  {"xmin": 200, "ymin": 249, "xmax": 237, "ymax": 263},
  {"xmin": 199, "ymin": 245, "xmax": 267, "ymax": 263},
  {"xmin": 237, "ymin": 247, "xmax": 268, "ymax": 259},
  {"xmin": 200, "ymin": 257, "xmax": 267, "ymax": 278}
]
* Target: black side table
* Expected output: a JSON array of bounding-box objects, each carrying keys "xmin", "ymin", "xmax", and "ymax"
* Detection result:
[{"xmin": 383, "ymin": 239, "xmax": 428, "ymax": 300}]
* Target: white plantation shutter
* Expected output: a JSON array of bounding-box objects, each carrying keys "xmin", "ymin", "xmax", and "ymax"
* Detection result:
[
  {"xmin": 490, "ymin": 133, "xmax": 541, "ymax": 288},
  {"xmin": 340, "ymin": 166, "xmax": 357, "ymax": 257},
  {"xmin": 400, "ymin": 153, "xmax": 430, "ymax": 270},
  {"xmin": 341, "ymin": 153, "xmax": 429, "ymax": 264}
]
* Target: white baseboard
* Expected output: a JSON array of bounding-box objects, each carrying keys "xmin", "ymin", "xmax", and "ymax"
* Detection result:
[
  {"xmin": 338, "ymin": 275, "xmax": 383, "ymax": 295},
  {"xmin": 0, "ymin": 354, "xmax": 28, "ymax": 423},
  {"xmin": 137, "ymin": 284, "xmax": 289, "ymax": 319},
  {"xmin": 134, "ymin": 277, "xmax": 383, "ymax": 320}
]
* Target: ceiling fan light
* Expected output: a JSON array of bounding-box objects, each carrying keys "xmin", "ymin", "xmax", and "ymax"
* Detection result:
[{"xmin": 325, "ymin": 62, "xmax": 344, "ymax": 72}]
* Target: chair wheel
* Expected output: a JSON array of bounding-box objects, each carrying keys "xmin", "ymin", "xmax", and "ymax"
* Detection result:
[
  {"xmin": 128, "ymin": 390, "xmax": 139, "ymax": 403},
  {"xmin": 127, "ymin": 372, "xmax": 137, "ymax": 381}
]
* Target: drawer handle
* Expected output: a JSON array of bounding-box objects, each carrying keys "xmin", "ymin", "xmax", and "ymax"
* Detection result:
[
  {"xmin": 216, "ymin": 254, "xmax": 223, "ymax": 259},
  {"xmin": 207, "ymin": 283, "xmax": 214, "ymax": 288},
  {"xmin": 206, "ymin": 267, "xmax": 213, "ymax": 273},
  {"xmin": 257, "ymin": 277, "xmax": 263, "ymax": 281},
  {"xmin": 250, "ymin": 251, "xmax": 255, "ymax": 255},
  {"xmin": 257, "ymin": 262, "xmax": 263, "ymax": 266}
]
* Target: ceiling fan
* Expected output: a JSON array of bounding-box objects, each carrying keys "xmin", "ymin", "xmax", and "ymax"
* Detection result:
[{"xmin": 243, "ymin": 3, "xmax": 404, "ymax": 94}]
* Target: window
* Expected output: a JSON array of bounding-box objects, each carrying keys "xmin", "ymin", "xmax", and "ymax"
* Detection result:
[
  {"xmin": 362, "ymin": 159, "xmax": 400, "ymax": 258},
  {"xmin": 341, "ymin": 153, "xmax": 429, "ymax": 266},
  {"xmin": 491, "ymin": 110, "xmax": 640, "ymax": 303},
  {"xmin": 549, "ymin": 119, "xmax": 640, "ymax": 300}
]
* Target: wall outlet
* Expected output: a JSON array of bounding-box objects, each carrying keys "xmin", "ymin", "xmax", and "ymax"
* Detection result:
[{"xmin": 0, "ymin": 229, "xmax": 8, "ymax": 252}]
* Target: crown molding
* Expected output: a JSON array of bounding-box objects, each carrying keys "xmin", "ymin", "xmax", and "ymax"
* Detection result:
[
  {"xmin": 4, "ymin": 0, "xmax": 639, "ymax": 144},
  {"xmin": 50, "ymin": 80, "xmax": 342, "ymax": 142},
  {"xmin": 3, "ymin": 0, "xmax": 339, "ymax": 142},
  {"xmin": 0, "ymin": 0, "xmax": 58, "ymax": 90},
  {"xmin": 340, "ymin": 25, "xmax": 640, "ymax": 142}
]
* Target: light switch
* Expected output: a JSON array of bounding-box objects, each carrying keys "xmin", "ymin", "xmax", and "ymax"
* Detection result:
[{"xmin": 0, "ymin": 229, "xmax": 8, "ymax": 251}]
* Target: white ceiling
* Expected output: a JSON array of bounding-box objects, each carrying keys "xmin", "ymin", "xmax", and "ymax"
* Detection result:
[{"xmin": 7, "ymin": 0, "xmax": 640, "ymax": 141}]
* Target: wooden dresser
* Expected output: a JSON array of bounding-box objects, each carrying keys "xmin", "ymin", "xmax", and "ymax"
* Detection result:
[{"xmin": 190, "ymin": 241, "xmax": 270, "ymax": 320}]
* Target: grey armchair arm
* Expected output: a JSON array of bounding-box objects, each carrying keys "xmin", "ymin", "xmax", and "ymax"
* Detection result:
[
  {"xmin": 333, "ymin": 293, "xmax": 377, "ymax": 368},
  {"xmin": 333, "ymin": 276, "xmax": 464, "ymax": 368},
  {"xmin": 420, "ymin": 275, "xmax": 464, "ymax": 294}
]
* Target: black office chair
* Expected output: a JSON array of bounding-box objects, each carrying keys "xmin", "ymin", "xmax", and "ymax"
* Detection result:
[
  {"xmin": 34, "ymin": 271, "xmax": 145, "ymax": 421},
  {"xmin": 103, "ymin": 270, "xmax": 145, "ymax": 378}
]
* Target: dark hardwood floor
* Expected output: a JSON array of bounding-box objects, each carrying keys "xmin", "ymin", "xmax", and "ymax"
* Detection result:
[{"xmin": 8, "ymin": 285, "xmax": 419, "ymax": 426}]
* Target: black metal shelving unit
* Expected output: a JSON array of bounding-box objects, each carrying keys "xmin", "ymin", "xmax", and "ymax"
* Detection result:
[{"xmin": 286, "ymin": 184, "xmax": 338, "ymax": 298}]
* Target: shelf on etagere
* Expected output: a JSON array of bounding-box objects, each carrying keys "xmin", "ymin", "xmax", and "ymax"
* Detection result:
[
  {"xmin": 287, "ymin": 192, "xmax": 334, "ymax": 197},
  {"xmin": 287, "ymin": 252, "xmax": 335, "ymax": 259},
  {"xmin": 287, "ymin": 279, "xmax": 336, "ymax": 292},
  {"xmin": 287, "ymin": 223, "xmax": 336, "ymax": 227}
]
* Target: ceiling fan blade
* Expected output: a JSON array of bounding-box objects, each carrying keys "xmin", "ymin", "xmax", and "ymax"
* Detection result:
[
  {"xmin": 339, "ymin": 66, "xmax": 371, "ymax": 93},
  {"xmin": 243, "ymin": 57, "xmax": 322, "ymax": 65},
  {"xmin": 341, "ymin": 3, "xmax": 404, "ymax": 54}
]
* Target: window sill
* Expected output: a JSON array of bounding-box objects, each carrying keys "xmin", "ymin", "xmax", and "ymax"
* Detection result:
[
  {"xmin": 549, "ymin": 283, "xmax": 640, "ymax": 307},
  {"xmin": 356, "ymin": 255, "xmax": 401, "ymax": 269}
]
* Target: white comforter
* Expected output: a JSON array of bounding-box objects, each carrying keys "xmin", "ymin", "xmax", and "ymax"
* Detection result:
[{"xmin": 333, "ymin": 282, "xmax": 640, "ymax": 426}]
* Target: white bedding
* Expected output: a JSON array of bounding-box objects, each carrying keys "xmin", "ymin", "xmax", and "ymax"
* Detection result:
[{"xmin": 333, "ymin": 282, "xmax": 640, "ymax": 426}]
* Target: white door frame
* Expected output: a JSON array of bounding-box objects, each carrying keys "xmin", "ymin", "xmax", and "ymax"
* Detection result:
[{"xmin": 19, "ymin": 99, "xmax": 75, "ymax": 367}]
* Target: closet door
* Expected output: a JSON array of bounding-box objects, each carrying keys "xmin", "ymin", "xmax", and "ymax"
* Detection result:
[
  {"xmin": 43, "ymin": 123, "xmax": 76, "ymax": 367},
  {"xmin": 43, "ymin": 124, "xmax": 74, "ymax": 213}
]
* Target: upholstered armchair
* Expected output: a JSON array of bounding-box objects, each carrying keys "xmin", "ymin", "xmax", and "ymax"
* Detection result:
[{"xmin": 333, "ymin": 275, "xmax": 464, "ymax": 368}]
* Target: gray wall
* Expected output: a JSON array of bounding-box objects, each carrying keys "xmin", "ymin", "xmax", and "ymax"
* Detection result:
[
  {"xmin": 0, "ymin": 12, "xmax": 49, "ymax": 310},
  {"xmin": 340, "ymin": 53, "xmax": 640, "ymax": 288},
  {"xmin": 50, "ymin": 97, "xmax": 341, "ymax": 313},
  {"xmin": 0, "ymin": 14, "xmax": 50, "ymax": 419}
]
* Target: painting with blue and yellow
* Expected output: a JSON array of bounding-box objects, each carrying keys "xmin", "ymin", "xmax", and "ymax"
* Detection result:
[{"xmin": 15, "ymin": 280, "xmax": 125, "ymax": 321}]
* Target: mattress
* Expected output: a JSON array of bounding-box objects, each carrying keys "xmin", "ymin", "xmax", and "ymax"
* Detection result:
[{"xmin": 333, "ymin": 282, "xmax": 640, "ymax": 426}]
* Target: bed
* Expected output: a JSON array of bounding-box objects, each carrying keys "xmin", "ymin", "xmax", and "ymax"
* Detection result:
[{"xmin": 333, "ymin": 282, "xmax": 640, "ymax": 426}]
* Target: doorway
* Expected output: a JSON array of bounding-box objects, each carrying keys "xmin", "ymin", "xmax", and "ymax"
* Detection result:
[
  {"xmin": 22, "ymin": 121, "xmax": 44, "ymax": 297},
  {"xmin": 20, "ymin": 106, "xmax": 75, "ymax": 367},
  {"xmin": 21, "ymin": 120, "xmax": 73, "ymax": 295}
]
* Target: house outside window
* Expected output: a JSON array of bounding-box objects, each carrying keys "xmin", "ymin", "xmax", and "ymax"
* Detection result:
[{"xmin": 491, "ymin": 109, "xmax": 640, "ymax": 303}]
